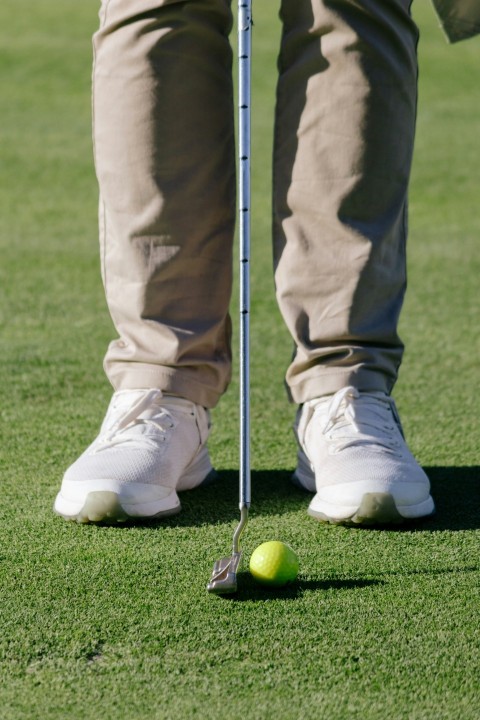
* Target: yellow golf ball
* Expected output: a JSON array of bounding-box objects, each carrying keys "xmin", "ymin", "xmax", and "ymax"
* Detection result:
[{"xmin": 249, "ymin": 541, "xmax": 299, "ymax": 587}]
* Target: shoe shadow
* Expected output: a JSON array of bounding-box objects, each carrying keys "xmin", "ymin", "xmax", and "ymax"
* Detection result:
[
  {"xmin": 174, "ymin": 468, "xmax": 303, "ymax": 527},
  {"xmin": 420, "ymin": 466, "xmax": 480, "ymax": 532},
  {"xmin": 114, "ymin": 465, "xmax": 479, "ymax": 532},
  {"xmin": 176, "ymin": 465, "xmax": 480, "ymax": 532}
]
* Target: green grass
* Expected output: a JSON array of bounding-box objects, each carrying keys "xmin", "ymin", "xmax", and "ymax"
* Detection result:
[{"xmin": 1, "ymin": 2, "xmax": 479, "ymax": 718}]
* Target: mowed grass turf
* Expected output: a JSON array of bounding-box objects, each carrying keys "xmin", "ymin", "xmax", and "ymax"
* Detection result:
[{"xmin": 0, "ymin": 2, "xmax": 479, "ymax": 719}]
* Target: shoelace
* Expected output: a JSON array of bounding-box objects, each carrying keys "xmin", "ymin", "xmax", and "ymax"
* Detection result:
[
  {"xmin": 322, "ymin": 386, "xmax": 402, "ymax": 454},
  {"xmin": 96, "ymin": 389, "xmax": 174, "ymax": 451}
]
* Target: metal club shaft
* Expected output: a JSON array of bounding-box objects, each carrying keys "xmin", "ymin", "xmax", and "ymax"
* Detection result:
[
  {"xmin": 207, "ymin": 0, "xmax": 252, "ymax": 594},
  {"xmin": 238, "ymin": 0, "xmax": 252, "ymax": 526}
]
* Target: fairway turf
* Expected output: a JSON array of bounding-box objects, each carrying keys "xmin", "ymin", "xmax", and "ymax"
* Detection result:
[{"xmin": 1, "ymin": 2, "xmax": 479, "ymax": 719}]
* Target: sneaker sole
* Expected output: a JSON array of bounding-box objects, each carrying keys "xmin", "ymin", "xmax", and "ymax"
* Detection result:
[
  {"xmin": 53, "ymin": 480, "xmax": 181, "ymax": 523},
  {"xmin": 294, "ymin": 451, "xmax": 435, "ymax": 526},
  {"xmin": 54, "ymin": 448, "xmax": 216, "ymax": 524},
  {"xmin": 307, "ymin": 492, "xmax": 434, "ymax": 526}
]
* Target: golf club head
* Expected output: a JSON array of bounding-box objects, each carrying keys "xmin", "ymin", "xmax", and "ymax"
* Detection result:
[{"xmin": 206, "ymin": 552, "xmax": 242, "ymax": 595}]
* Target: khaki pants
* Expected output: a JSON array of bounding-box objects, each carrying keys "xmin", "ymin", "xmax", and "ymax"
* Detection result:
[{"xmin": 93, "ymin": 0, "xmax": 418, "ymax": 408}]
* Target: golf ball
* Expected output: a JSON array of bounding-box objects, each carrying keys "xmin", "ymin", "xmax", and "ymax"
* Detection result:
[{"xmin": 249, "ymin": 541, "xmax": 299, "ymax": 587}]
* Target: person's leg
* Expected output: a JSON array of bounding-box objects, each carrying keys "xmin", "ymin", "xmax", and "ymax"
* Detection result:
[
  {"xmin": 95, "ymin": 0, "xmax": 235, "ymax": 410},
  {"xmin": 55, "ymin": 0, "xmax": 235, "ymax": 523},
  {"xmin": 274, "ymin": 0, "xmax": 417, "ymax": 400},
  {"xmin": 273, "ymin": 0, "xmax": 434, "ymax": 524}
]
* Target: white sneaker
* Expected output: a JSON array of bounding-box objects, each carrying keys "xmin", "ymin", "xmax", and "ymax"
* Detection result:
[
  {"xmin": 54, "ymin": 389, "xmax": 215, "ymax": 523},
  {"xmin": 293, "ymin": 386, "xmax": 435, "ymax": 525}
]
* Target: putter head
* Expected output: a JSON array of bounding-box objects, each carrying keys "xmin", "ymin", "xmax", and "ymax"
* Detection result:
[{"xmin": 207, "ymin": 552, "xmax": 242, "ymax": 595}]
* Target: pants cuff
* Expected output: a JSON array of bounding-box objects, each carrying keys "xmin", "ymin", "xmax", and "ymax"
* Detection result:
[
  {"xmin": 287, "ymin": 368, "xmax": 395, "ymax": 404},
  {"xmin": 106, "ymin": 364, "xmax": 225, "ymax": 409}
]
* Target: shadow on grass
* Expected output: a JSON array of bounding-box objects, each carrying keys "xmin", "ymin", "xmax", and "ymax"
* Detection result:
[
  {"xmin": 176, "ymin": 469, "xmax": 302, "ymax": 526},
  {"xmin": 177, "ymin": 465, "xmax": 480, "ymax": 532},
  {"xmin": 218, "ymin": 575, "xmax": 384, "ymax": 602},
  {"xmin": 423, "ymin": 466, "xmax": 479, "ymax": 531},
  {"xmin": 99, "ymin": 465, "xmax": 479, "ymax": 532},
  {"xmin": 224, "ymin": 566, "xmax": 480, "ymax": 601}
]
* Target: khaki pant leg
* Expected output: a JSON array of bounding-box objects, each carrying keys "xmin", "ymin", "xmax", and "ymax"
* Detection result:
[
  {"xmin": 93, "ymin": 0, "xmax": 235, "ymax": 408},
  {"xmin": 273, "ymin": 0, "xmax": 419, "ymax": 403}
]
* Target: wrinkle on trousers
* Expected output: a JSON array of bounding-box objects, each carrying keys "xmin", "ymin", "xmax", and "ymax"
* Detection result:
[
  {"xmin": 94, "ymin": 0, "xmax": 236, "ymax": 408},
  {"xmin": 93, "ymin": 0, "xmax": 418, "ymax": 407},
  {"xmin": 273, "ymin": 0, "xmax": 418, "ymax": 402}
]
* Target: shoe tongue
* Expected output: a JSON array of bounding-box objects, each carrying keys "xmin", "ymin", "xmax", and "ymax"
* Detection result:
[
  {"xmin": 116, "ymin": 419, "xmax": 161, "ymax": 439},
  {"xmin": 99, "ymin": 408, "xmax": 172, "ymax": 449},
  {"xmin": 102, "ymin": 390, "xmax": 163, "ymax": 434},
  {"xmin": 328, "ymin": 394, "xmax": 396, "ymax": 449}
]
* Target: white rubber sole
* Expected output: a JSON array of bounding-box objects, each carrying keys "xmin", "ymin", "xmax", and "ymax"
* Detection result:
[
  {"xmin": 54, "ymin": 446, "xmax": 216, "ymax": 524},
  {"xmin": 54, "ymin": 483, "xmax": 182, "ymax": 523},
  {"xmin": 307, "ymin": 492, "xmax": 435, "ymax": 526},
  {"xmin": 293, "ymin": 449, "xmax": 435, "ymax": 526}
]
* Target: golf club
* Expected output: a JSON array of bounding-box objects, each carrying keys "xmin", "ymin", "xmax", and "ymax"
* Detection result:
[{"xmin": 207, "ymin": 0, "xmax": 252, "ymax": 595}]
